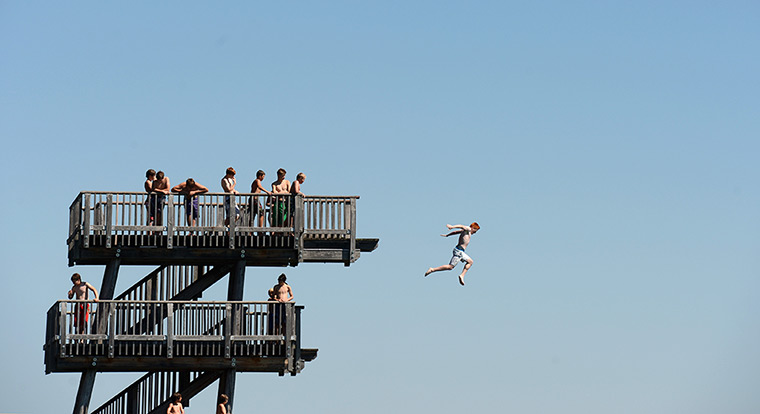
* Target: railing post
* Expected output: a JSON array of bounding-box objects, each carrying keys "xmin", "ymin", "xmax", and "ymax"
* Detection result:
[
  {"xmin": 294, "ymin": 195, "xmax": 304, "ymax": 262},
  {"xmin": 166, "ymin": 194, "xmax": 174, "ymax": 249},
  {"xmin": 285, "ymin": 303, "xmax": 295, "ymax": 374},
  {"xmin": 166, "ymin": 303, "xmax": 174, "ymax": 359},
  {"xmin": 224, "ymin": 303, "xmax": 232, "ymax": 358},
  {"xmin": 83, "ymin": 194, "xmax": 91, "ymax": 248},
  {"xmin": 108, "ymin": 303, "xmax": 116, "ymax": 359},
  {"xmin": 349, "ymin": 198, "xmax": 357, "ymax": 264},
  {"xmin": 59, "ymin": 302, "xmax": 67, "ymax": 357},
  {"xmin": 105, "ymin": 194, "xmax": 113, "ymax": 249},
  {"xmin": 228, "ymin": 196, "xmax": 236, "ymax": 249}
]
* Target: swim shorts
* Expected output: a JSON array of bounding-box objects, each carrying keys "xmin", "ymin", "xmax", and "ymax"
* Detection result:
[{"xmin": 449, "ymin": 247, "xmax": 472, "ymax": 267}]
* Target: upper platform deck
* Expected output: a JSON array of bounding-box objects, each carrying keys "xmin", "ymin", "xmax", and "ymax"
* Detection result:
[{"xmin": 67, "ymin": 192, "xmax": 378, "ymax": 266}]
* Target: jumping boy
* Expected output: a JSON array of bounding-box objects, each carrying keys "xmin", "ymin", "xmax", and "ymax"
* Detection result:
[
  {"xmin": 425, "ymin": 222, "xmax": 480, "ymax": 286},
  {"xmin": 67, "ymin": 273, "xmax": 99, "ymax": 334}
]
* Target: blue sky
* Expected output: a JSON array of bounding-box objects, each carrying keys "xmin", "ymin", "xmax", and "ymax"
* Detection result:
[{"xmin": 1, "ymin": 2, "xmax": 759, "ymax": 413}]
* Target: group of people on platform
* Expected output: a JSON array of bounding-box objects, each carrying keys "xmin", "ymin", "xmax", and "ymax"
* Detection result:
[
  {"xmin": 143, "ymin": 167, "xmax": 306, "ymax": 227},
  {"xmin": 166, "ymin": 392, "xmax": 228, "ymax": 414}
]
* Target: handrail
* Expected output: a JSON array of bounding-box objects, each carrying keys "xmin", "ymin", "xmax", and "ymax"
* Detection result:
[
  {"xmin": 45, "ymin": 300, "xmax": 298, "ymax": 361},
  {"xmin": 68, "ymin": 192, "xmax": 358, "ymax": 257}
]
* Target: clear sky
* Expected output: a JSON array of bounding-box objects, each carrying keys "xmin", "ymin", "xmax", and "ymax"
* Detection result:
[{"xmin": 1, "ymin": 1, "xmax": 759, "ymax": 413}]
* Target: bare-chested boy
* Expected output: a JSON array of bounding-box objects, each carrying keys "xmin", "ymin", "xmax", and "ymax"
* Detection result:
[
  {"xmin": 171, "ymin": 178, "xmax": 209, "ymax": 226},
  {"xmin": 271, "ymin": 168, "xmax": 291, "ymax": 227},
  {"xmin": 289, "ymin": 172, "xmax": 306, "ymax": 196},
  {"xmin": 150, "ymin": 171, "xmax": 170, "ymax": 226},
  {"xmin": 144, "ymin": 169, "xmax": 156, "ymax": 225},
  {"xmin": 221, "ymin": 167, "xmax": 240, "ymax": 226},
  {"xmin": 166, "ymin": 393, "xmax": 184, "ymax": 414},
  {"xmin": 425, "ymin": 223, "xmax": 480, "ymax": 286},
  {"xmin": 271, "ymin": 273, "xmax": 293, "ymax": 334},
  {"xmin": 250, "ymin": 170, "xmax": 272, "ymax": 228},
  {"xmin": 217, "ymin": 394, "xmax": 229, "ymax": 414},
  {"xmin": 67, "ymin": 273, "xmax": 99, "ymax": 333}
]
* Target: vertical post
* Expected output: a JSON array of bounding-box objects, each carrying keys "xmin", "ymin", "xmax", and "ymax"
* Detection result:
[
  {"xmin": 228, "ymin": 195, "xmax": 236, "ymax": 249},
  {"xmin": 349, "ymin": 198, "xmax": 357, "ymax": 264},
  {"xmin": 83, "ymin": 194, "xmax": 91, "ymax": 248},
  {"xmin": 72, "ymin": 370, "xmax": 96, "ymax": 414},
  {"xmin": 59, "ymin": 302, "xmax": 68, "ymax": 357},
  {"xmin": 294, "ymin": 194, "xmax": 304, "ymax": 263},
  {"xmin": 166, "ymin": 302, "xmax": 174, "ymax": 359},
  {"xmin": 218, "ymin": 369, "xmax": 237, "ymax": 414},
  {"xmin": 166, "ymin": 194, "xmax": 174, "ymax": 249},
  {"xmin": 285, "ymin": 303, "xmax": 295, "ymax": 374},
  {"xmin": 105, "ymin": 194, "xmax": 113, "ymax": 249},
  {"xmin": 108, "ymin": 304, "xmax": 115, "ymax": 358},
  {"xmin": 227, "ymin": 260, "xmax": 245, "ymax": 301},
  {"xmin": 126, "ymin": 385, "xmax": 138, "ymax": 414}
]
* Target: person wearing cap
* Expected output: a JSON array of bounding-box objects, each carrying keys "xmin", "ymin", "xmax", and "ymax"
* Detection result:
[{"xmin": 425, "ymin": 222, "xmax": 481, "ymax": 286}]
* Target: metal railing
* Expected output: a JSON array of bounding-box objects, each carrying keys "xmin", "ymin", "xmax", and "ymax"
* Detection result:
[
  {"xmin": 67, "ymin": 192, "xmax": 358, "ymax": 251},
  {"xmin": 45, "ymin": 300, "xmax": 298, "ymax": 360}
]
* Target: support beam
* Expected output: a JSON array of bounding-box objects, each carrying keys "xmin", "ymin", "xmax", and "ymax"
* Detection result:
[
  {"xmin": 72, "ymin": 370, "xmax": 96, "ymax": 414},
  {"xmin": 218, "ymin": 369, "xmax": 237, "ymax": 414},
  {"xmin": 227, "ymin": 260, "xmax": 246, "ymax": 301},
  {"xmin": 99, "ymin": 259, "xmax": 121, "ymax": 300}
]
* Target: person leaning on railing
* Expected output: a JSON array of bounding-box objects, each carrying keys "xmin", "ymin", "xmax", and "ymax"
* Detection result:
[{"xmin": 171, "ymin": 178, "xmax": 209, "ymax": 226}]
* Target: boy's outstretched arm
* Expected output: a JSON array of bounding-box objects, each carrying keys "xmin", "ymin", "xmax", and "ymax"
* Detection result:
[{"xmin": 441, "ymin": 230, "xmax": 462, "ymax": 237}]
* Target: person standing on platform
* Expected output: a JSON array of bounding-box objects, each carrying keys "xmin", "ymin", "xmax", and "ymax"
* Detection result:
[
  {"xmin": 271, "ymin": 168, "xmax": 291, "ymax": 227},
  {"xmin": 221, "ymin": 167, "xmax": 240, "ymax": 226},
  {"xmin": 151, "ymin": 170, "xmax": 170, "ymax": 226},
  {"xmin": 172, "ymin": 178, "xmax": 209, "ymax": 226},
  {"xmin": 249, "ymin": 170, "xmax": 272, "ymax": 229},
  {"xmin": 67, "ymin": 273, "xmax": 99, "ymax": 334},
  {"xmin": 425, "ymin": 222, "xmax": 481, "ymax": 286},
  {"xmin": 144, "ymin": 169, "xmax": 157, "ymax": 225},
  {"xmin": 272, "ymin": 273, "xmax": 294, "ymax": 334}
]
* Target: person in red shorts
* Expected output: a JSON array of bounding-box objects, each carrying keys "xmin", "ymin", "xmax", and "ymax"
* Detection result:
[{"xmin": 67, "ymin": 273, "xmax": 99, "ymax": 334}]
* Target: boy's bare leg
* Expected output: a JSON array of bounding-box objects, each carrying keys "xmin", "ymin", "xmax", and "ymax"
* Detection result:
[
  {"xmin": 425, "ymin": 264, "xmax": 453, "ymax": 276},
  {"xmin": 458, "ymin": 260, "xmax": 473, "ymax": 286}
]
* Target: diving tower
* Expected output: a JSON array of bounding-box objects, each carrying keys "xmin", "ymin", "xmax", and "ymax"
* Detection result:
[{"xmin": 45, "ymin": 192, "xmax": 378, "ymax": 414}]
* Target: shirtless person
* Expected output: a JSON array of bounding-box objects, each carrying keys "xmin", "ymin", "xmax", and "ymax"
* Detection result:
[
  {"xmin": 67, "ymin": 273, "xmax": 99, "ymax": 334},
  {"xmin": 425, "ymin": 222, "xmax": 481, "ymax": 286},
  {"xmin": 216, "ymin": 394, "xmax": 229, "ymax": 414},
  {"xmin": 289, "ymin": 172, "xmax": 306, "ymax": 196},
  {"xmin": 272, "ymin": 273, "xmax": 294, "ymax": 334},
  {"xmin": 144, "ymin": 169, "xmax": 156, "ymax": 225},
  {"xmin": 221, "ymin": 167, "xmax": 240, "ymax": 226},
  {"xmin": 166, "ymin": 393, "xmax": 184, "ymax": 414},
  {"xmin": 151, "ymin": 171, "xmax": 170, "ymax": 226},
  {"xmin": 171, "ymin": 178, "xmax": 209, "ymax": 226},
  {"xmin": 249, "ymin": 170, "xmax": 272, "ymax": 228},
  {"xmin": 271, "ymin": 168, "xmax": 291, "ymax": 227}
]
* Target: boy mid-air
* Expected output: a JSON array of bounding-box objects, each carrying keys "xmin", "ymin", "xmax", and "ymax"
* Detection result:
[{"xmin": 425, "ymin": 222, "xmax": 480, "ymax": 286}]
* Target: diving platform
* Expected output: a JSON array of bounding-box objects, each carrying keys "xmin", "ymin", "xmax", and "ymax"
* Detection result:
[{"xmin": 67, "ymin": 192, "xmax": 379, "ymax": 266}]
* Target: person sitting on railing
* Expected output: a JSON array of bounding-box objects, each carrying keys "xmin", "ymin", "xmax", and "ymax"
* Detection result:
[
  {"xmin": 249, "ymin": 169, "xmax": 272, "ymax": 230},
  {"xmin": 171, "ymin": 178, "xmax": 209, "ymax": 226},
  {"xmin": 67, "ymin": 273, "xmax": 98, "ymax": 334},
  {"xmin": 271, "ymin": 168, "xmax": 291, "ymax": 227},
  {"xmin": 221, "ymin": 167, "xmax": 240, "ymax": 226}
]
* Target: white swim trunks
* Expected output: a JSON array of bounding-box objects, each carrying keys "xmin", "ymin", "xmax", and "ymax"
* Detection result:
[{"xmin": 449, "ymin": 247, "xmax": 472, "ymax": 267}]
